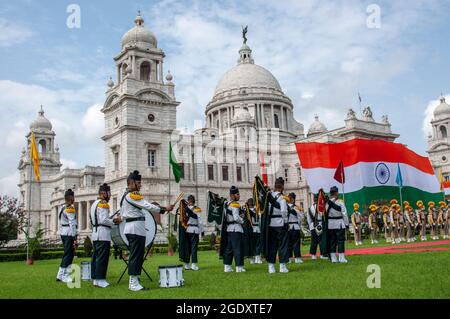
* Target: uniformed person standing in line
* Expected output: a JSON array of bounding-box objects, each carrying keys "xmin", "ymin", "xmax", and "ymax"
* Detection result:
[
  {"xmin": 286, "ymin": 192, "xmax": 304, "ymax": 264},
  {"xmin": 428, "ymin": 201, "xmax": 437, "ymax": 240},
  {"xmin": 382, "ymin": 205, "xmax": 391, "ymax": 243},
  {"xmin": 120, "ymin": 170, "xmax": 174, "ymax": 291},
  {"xmin": 90, "ymin": 183, "xmax": 121, "ymax": 288},
  {"xmin": 416, "ymin": 200, "xmax": 427, "ymax": 241},
  {"xmin": 405, "ymin": 205, "xmax": 416, "ymax": 242},
  {"xmin": 389, "ymin": 200, "xmax": 399, "ymax": 244},
  {"xmin": 307, "ymin": 194, "xmax": 326, "ymax": 260},
  {"xmin": 247, "ymin": 198, "xmax": 262, "ymax": 264},
  {"xmin": 56, "ymin": 189, "xmax": 78, "ymax": 283},
  {"xmin": 351, "ymin": 203, "xmax": 362, "ymax": 246},
  {"xmin": 437, "ymin": 201, "xmax": 446, "ymax": 239},
  {"xmin": 398, "ymin": 201, "xmax": 408, "ymax": 242},
  {"xmin": 223, "ymin": 186, "xmax": 246, "ymax": 273},
  {"xmin": 326, "ymin": 186, "xmax": 349, "ymax": 263},
  {"xmin": 444, "ymin": 203, "xmax": 450, "ymax": 240},
  {"xmin": 267, "ymin": 177, "xmax": 289, "ymax": 273},
  {"xmin": 184, "ymin": 195, "xmax": 203, "ymax": 271},
  {"xmin": 368, "ymin": 204, "xmax": 379, "ymax": 244}
]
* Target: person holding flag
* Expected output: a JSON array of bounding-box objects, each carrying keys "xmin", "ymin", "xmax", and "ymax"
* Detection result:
[
  {"xmin": 246, "ymin": 198, "xmax": 262, "ymax": 264},
  {"xmin": 307, "ymin": 191, "xmax": 328, "ymax": 260},
  {"xmin": 181, "ymin": 195, "xmax": 203, "ymax": 271},
  {"xmin": 326, "ymin": 186, "xmax": 349, "ymax": 263},
  {"xmin": 286, "ymin": 192, "xmax": 304, "ymax": 264}
]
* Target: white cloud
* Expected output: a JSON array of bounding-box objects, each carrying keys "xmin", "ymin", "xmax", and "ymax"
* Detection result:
[
  {"xmin": 61, "ymin": 158, "xmax": 78, "ymax": 169},
  {"xmin": 0, "ymin": 172, "xmax": 19, "ymax": 197},
  {"xmin": 81, "ymin": 103, "xmax": 104, "ymax": 140},
  {"xmin": 0, "ymin": 18, "xmax": 33, "ymax": 47}
]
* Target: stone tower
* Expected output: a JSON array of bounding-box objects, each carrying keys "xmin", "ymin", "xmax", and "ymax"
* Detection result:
[
  {"xmin": 428, "ymin": 96, "xmax": 450, "ymax": 180},
  {"xmin": 18, "ymin": 106, "xmax": 62, "ymax": 236},
  {"xmin": 101, "ymin": 13, "xmax": 181, "ymax": 222}
]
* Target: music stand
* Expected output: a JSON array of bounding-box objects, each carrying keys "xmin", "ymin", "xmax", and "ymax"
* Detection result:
[{"xmin": 116, "ymin": 245, "xmax": 153, "ymax": 284}]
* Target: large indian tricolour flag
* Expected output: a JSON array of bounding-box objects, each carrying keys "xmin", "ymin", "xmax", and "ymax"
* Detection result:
[
  {"xmin": 295, "ymin": 138, "xmax": 443, "ymax": 213},
  {"xmin": 443, "ymin": 181, "xmax": 450, "ymax": 200}
]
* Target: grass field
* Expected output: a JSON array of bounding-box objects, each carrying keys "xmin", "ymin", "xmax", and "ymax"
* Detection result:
[{"xmin": 0, "ymin": 241, "xmax": 449, "ymax": 299}]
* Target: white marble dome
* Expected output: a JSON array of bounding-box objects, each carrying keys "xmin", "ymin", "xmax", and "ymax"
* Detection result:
[
  {"xmin": 308, "ymin": 115, "xmax": 327, "ymax": 136},
  {"xmin": 433, "ymin": 97, "xmax": 450, "ymax": 120},
  {"xmin": 30, "ymin": 106, "xmax": 52, "ymax": 131},
  {"xmin": 214, "ymin": 63, "xmax": 282, "ymax": 94},
  {"xmin": 121, "ymin": 14, "xmax": 157, "ymax": 50}
]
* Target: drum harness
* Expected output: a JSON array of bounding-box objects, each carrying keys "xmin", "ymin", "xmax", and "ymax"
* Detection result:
[
  {"xmin": 59, "ymin": 205, "xmax": 77, "ymax": 228},
  {"xmin": 89, "ymin": 201, "xmax": 112, "ymax": 233},
  {"xmin": 119, "ymin": 191, "xmax": 146, "ymax": 223}
]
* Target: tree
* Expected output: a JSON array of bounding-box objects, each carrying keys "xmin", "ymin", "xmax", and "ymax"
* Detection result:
[{"xmin": 0, "ymin": 195, "xmax": 21, "ymax": 245}]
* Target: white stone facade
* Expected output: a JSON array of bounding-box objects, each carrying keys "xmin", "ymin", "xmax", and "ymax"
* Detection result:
[{"xmin": 18, "ymin": 14, "xmax": 402, "ymax": 242}]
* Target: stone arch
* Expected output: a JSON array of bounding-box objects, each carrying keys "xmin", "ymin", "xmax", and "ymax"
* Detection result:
[
  {"xmin": 274, "ymin": 113, "xmax": 280, "ymax": 128},
  {"xmin": 39, "ymin": 139, "xmax": 46, "ymax": 153},
  {"xmin": 440, "ymin": 125, "xmax": 447, "ymax": 138},
  {"xmin": 140, "ymin": 61, "xmax": 151, "ymax": 81}
]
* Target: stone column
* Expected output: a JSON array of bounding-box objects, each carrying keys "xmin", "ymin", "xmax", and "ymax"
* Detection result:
[
  {"xmin": 218, "ymin": 109, "xmax": 222, "ymax": 132},
  {"xmin": 79, "ymin": 202, "xmax": 84, "ymax": 231},
  {"xmin": 271, "ymin": 104, "xmax": 275, "ymax": 128},
  {"xmin": 280, "ymin": 106, "xmax": 285, "ymax": 130},
  {"xmin": 87, "ymin": 201, "xmax": 93, "ymax": 231},
  {"xmin": 160, "ymin": 61, "xmax": 164, "ymax": 83},
  {"xmin": 117, "ymin": 65, "xmax": 120, "ymax": 84}
]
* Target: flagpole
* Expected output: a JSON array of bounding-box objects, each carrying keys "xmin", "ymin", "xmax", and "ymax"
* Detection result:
[
  {"xmin": 27, "ymin": 144, "xmax": 33, "ymax": 262},
  {"xmin": 168, "ymin": 143, "xmax": 172, "ymax": 238},
  {"xmin": 399, "ymin": 186, "xmax": 403, "ymax": 212}
]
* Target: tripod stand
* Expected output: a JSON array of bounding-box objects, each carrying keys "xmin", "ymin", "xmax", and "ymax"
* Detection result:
[{"xmin": 116, "ymin": 246, "xmax": 153, "ymax": 284}]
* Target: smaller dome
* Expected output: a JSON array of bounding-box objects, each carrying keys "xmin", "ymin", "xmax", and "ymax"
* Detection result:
[
  {"xmin": 433, "ymin": 97, "xmax": 450, "ymax": 120},
  {"xmin": 308, "ymin": 115, "xmax": 327, "ymax": 136},
  {"xmin": 166, "ymin": 71, "xmax": 173, "ymax": 82},
  {"xmin": 30, "ymin": 106, "xmax": 52, "ymax": 131},
  {"xmin": 233, "ymin": 105, "xmax": 253, "ymax": 123},
  {"xmin": 107, "ymin": 77, "xmax": 114, "ymax": 88},
  {"xmin": 121, "ymin": 13, "xmax": 157, "ymax": 50}
]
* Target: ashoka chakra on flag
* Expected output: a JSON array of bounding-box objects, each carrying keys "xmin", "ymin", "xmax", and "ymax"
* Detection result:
[{"xmin": 295, "ymin": 138, "xmax": 444, "ymax": 213}]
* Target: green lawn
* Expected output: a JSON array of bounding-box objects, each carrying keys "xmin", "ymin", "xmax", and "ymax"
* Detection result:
[{"xmin": 1, "ymin": 240, "xmax": 449, "ymax": 299}]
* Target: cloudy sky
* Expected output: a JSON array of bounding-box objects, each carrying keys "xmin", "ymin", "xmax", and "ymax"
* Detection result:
[{"xmin": 0, "ymin": 0, "xmax": 449, "ymax": 196}]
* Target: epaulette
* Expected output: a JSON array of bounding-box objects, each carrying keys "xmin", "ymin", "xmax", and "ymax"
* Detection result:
[
  {"xmin": 194, "ymin": 206, "xmax": 202, "ymax": 213},
  {"xmin": 294, "ymin": 205, "xmax": 301, "ymax": 211},
  {"xmin": 129, "ymin": 192, "xmax": 143, "ymax": 201},
  {"xmin": 98, "ymin": 201, "xmax": 110, "ymax": 209},
  {"xmin": 282, "ymin": 195, "xmax": 290, "ymax": 201},
  {"xmin": 230, "ymin": 202, "xmax": 241, "ymax": 209},
  {"xmin": 65, "ymin": 206, "xmax": 76, "ymax": 214}
]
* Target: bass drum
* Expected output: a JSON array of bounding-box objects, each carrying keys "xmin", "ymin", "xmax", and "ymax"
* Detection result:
[{"xmin": 111, "ymin": 209, "xmax": 157, "ymax": 250}]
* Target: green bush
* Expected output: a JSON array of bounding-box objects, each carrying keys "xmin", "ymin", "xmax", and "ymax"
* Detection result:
[
  {"xmin": 83, "ymin": 237, "xmax": 93, "ymax": 257},
  {"xmin": 0, "ymin": 249, "xmax": 87, "ymax": 262}
]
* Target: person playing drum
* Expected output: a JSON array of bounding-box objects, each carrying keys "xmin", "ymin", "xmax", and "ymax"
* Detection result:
[
  {"xmin": 120, "ymin": 170, "xmax": 174, "ymax": 291},
  {"xmin": 90, "ymin": 183, "xmax": 121, "ymax": 288}
]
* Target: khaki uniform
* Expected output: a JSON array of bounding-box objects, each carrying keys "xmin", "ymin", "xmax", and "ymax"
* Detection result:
[
  {"xmin": 351, "ymin": 211, "xmax": 362, "ymax": 245},
  {"xmin": 369, "ymin": 211, "xmax": 379, "ymax": 243},
  {"xmin": 428, "ymin": 207, "xmax": 437, "ymax": 240},
  {"xmin": 398, "ymin": 211, "xmax": 405, "ymax": 242},
  {"xmin": 405, "ymin": 209, "xmax": 416, "ymax": 242},
  {"xmin": 417, "ymin": 208, "xmax": 427, "ymax": 240},
  {"xmin": 444, "ymin": 208, "xmax": 450, "ymax": 239},
  {"xmin": 383, "ymin": 212, "xmax": 391, "ymax": 242},
  {"xmin": 390, "ymin": 209, "xmax": 399, "ymax": 244},
  {"xmin": 437, "ymin": 208, "xmax": 445, "ymax": 239}
]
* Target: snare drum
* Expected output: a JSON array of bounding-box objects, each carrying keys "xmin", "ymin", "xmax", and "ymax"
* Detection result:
[
  {"xmin": 111, "ymin": 209, "xmax": 157, "ymax": 250},
  {"xmin": 158, "ymin": 265, "xmax": 184, "ymax": 288},
  {"xmin": 81, "ymin": 261, "xmax": 91, "ymax": 281}
]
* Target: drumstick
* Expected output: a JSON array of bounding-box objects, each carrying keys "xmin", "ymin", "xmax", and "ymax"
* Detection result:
[{"xmin": 172, "ymin": 192, "xmax": 185, "ymax": 206}]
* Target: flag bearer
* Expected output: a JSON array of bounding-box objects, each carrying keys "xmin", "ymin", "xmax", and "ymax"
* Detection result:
[
  {"xmin": 120, "ymin": 170, "xmax": 174, "ymax": 291},
  {"xmin": 90, "ymin": 183, "xmax": 121, "ymax": 288},
  {"xmin": 56, "ymin": 189, "xmax": 78, "ymax": 283},
  {"xmin": 286, "ymin": 193, "xmax": 304, "ymax": 264},
  {"xmin": 437, "ymin": 201, "xmax": 446, "ymax": 239},
  {"xmin": 382, "ymin": 205, "xmax": 391, "ymax": 243},
  {"xmin": 247, "ymin": 198, "xmax": 262, "ymax": 264},
  {"xmin": 326, "ymin": 186, "xmax": 349, "ymax": 263},
  {"xmin": 182, "ymin": 195, "xmax": 203, "ymax": 271},
  {"xmin": 267, "ymin": 177, "xmax": 289, "ymax": 273},
  {"xmin": 223, "ymin": 186, "xmax": 246, "ymax": 273},
  {"xmin": 307, "ymin": 194, "xmax": 326, "ymax": 260},
  {"xmin": 416, "ymin": 201, "xmax": 427, "ymax": 241},
  {"xmin": 428, "ymin": 201, "xmax": 438, "ymax": 240},
  {"xmin": 351, "ymin": 203, "xmax": 363, "ymax": 246},
  {"xmin": 368, "ymin": 204, "xmax": 379, "ymax": 244}
]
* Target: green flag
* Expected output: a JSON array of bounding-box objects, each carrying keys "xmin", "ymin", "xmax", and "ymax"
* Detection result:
[
  {"xmin": 169, "ymin": 142, "xmax": 181, "ymax": 183},
  {"xmin": 207, "ymin": 191, "xmax": 226, "ymax": 224}
]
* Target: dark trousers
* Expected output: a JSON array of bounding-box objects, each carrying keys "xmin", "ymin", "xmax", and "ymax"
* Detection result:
[
  {"xmin": 328, "ymin": 228, "xmax": 346, "ymax": 254},
  {"xmin": 186, "ymin": 232, "xmax": 199, "ymax": 263},
  {"xmin": 223, "ymin": 232, "xmax": 244, "ymax": 266},
  {"xmin": 267, "ymin": 226, "xmax": 289, "ymax": 264},
  {"xmin": 91, "ymin": 241, "xmax": 111, "ymax": 280},
  {"xmin": 60, "ymin": 235, "xmax": 75, "ymax": 268},
  {"xmin": 310, "ymin": 229, "xmax": 324, "ymax": 256},
  {"xmin": 287, "ymin": 229, "xmax": 301, "ymax": 258},
  {"xmin": 251, "ymin": 232, "xmax": 261, "ymax": 256},
  {"xmin": 126, "ymin": 234, "xmax": 146, "ymax": 276}
]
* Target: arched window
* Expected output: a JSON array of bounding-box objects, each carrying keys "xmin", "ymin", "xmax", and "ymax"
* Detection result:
[
  {"xmin": 121, "ymin": 63, "xmax": 128, "ymax": 78},
  {"xmin": 274, "ymin": 114, "xmax": 280, "ymax": 128},
  {"xmin": 39, "ymin": 139, "xmax": 46, "ymax": 153},
  {"xmin": 240, "ymin": 128, "xmax": 245, "ymax": 138},
  {"xmin": 440, "ymin": 126, "xmax": 447, "ymax": 138},
  {"xmin": 140, "ymin": 61, "xmax": 151, "ymax": 81}
]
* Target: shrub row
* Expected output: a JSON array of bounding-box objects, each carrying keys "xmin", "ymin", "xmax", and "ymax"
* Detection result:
[{"xmin": 0, "ymin": 250, "xmax": 88, "ymax": 262}]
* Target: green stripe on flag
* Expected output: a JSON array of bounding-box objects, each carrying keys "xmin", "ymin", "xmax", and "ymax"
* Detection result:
[{"xmin": 169, "ymin": 142, "xmax": 181, "ymax": 183}]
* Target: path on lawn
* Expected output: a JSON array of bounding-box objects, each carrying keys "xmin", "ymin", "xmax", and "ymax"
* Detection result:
[{"xmin": 305, "ymin": 240, "xmax": 450, "ymax": 257}]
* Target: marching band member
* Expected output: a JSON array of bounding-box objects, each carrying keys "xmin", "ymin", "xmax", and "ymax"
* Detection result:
[
  {"xmin": 223, "ymin": 186, "xmax": 246, "ymax": 273},
  {"xmin": 247, "ymin": 198, "xmax": 262, "ymax": 264},
  {"xmin": 398, "ymin": 201, "xmax": 409, "ymax": 242},
  {"xmin": 286, "ymin": 193, "xmax": 304, "ymax": 264},
  {"xmin": 416, "ymin": 200, "xmax": 427, "ymax": 241},
  {"xmin": 307, "ymin": 193, "xmax": 326, "ymax": 260},
  {"xmin": 437, "ymin": 201, "xmax": 446, "ymax": 239},
  {"xmin": 351, "ymin": 203, "xmax": 362, "ymax": 246},
  {"xmin": 444, "ymin": 203, "xmax": 450, "ymax": 240},
  {"xmin": 368, "ymin": 204, "xmax": 379, "ymax": 244},
  {"xmin": 120, "ymin": 170, "xmax": 174, "ymax": 291},
  {"xmin": 382, "ymin": 205, "xmax": 391, "ymax": 243},
  {"xmin": 183, "ymin": 195, "xmax": 203, "ymax": 271},
  {"xmin": 428, "ymin": 201, "xmax": 437, "ymax": 240},
  {"xmin": 56, "ymin": 189, "xmax": 78, "ymax": 283},
  {"xmin": 389, "ymin": 200, "xmax": 399, "ymax": 244},
  {"xmin": 267, "ymin": 177, "xmax": 289, "ymax": 273},
  {"xmin": 326, "ymin": 186, "xmax": 349, "ymax": 263},
  {"xmin": 405, "ymin": 205, "xmax": 416, "ymax": 242},
  {"xmin": 90, "ymin": 183, "xmax": 121, "ymax": 288}
]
